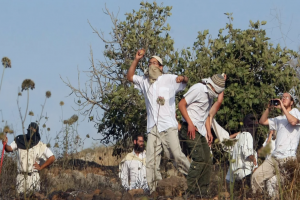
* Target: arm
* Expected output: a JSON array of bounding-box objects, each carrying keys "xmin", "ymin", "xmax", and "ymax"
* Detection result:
[
  {"xmin": 278, "ymin": 99, "xmax": 300, "ymax": 125},
  {"xmin": 178, "ymin": 98, "xmax": 197, "ymax": 140},
  {"xmin": 33, "ymin": 155, "xmax": 55, "ymax": 170},
  {"xmin": 127, "ymin": 50, "xmax": 144, "ymax": 82},
  {"xmin": 209, "ymin": 91, "xmax": 224, "ymax": 119},
  {"xmin": 176, "ymin": 75, "xmax": 188, "ymax": 84},
  {"xmin": 205, "ymin": 115, "xmax": 213, "ymax": 145},
  {"xmin": 259, "ymin": 107, "xmax": 270, "ymax": 125},
  {"xmin": 229, "ymin": 132, "xmax": 240, "ymax": 139},
  {"xmin": 2, "ymin": 137, "xmax": 13, "ymax": 152},
  {"xmin": 247, "ymin": 155, "xmax": 257, "ymax": 166}
]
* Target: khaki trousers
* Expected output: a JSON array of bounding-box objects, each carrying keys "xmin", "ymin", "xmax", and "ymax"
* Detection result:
[
  {"xmin": 251, "ymin": 156, "xmax": 295, "ymax": 198},
  {"xmin": 146, "ymin": 126, "xmax": 190, "ymax": 193}
]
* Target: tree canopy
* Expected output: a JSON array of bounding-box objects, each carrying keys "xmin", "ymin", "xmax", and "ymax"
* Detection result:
[{"xmin": 63, "ymin": 3, "xmax": 300, "ymax": 153}]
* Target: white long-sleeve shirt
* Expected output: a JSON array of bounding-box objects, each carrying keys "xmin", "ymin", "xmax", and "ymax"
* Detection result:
[
  {"xmin": 119, "ymin": 150, "xmax": 148, "ymax": 191},
  {"xmin": 226, "ymin": 132, "xmax": 258, "ymax": 181}
]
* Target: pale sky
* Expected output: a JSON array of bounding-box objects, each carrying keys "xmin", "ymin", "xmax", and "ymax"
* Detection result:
[{"xmin": 0, "ymin": 0, "xmax": 299, "ymax": 150}]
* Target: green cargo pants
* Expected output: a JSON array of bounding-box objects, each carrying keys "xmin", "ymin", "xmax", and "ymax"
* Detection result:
[{"xmin": 179, "ymin": 122, "xmax": 212, "ymax": 195}]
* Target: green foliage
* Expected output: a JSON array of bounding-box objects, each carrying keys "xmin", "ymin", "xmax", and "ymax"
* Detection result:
[
  {"xmin": 96, "ymin": 2, "xmax": 179, "ymax": 151},
  {"xmin": 181, "ymin": 18, "xmax": 300, "ymax": 133}
]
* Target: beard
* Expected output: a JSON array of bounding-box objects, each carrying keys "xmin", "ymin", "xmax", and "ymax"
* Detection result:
[{"xmin": 134, "ymin": 143, "xmax": 144, "ymax": 153}]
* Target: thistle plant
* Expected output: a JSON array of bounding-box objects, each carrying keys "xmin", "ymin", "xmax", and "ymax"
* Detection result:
[
  {"xmin": 0, "ymin": 57, "xmax": 11, "ymax": 96},
  {"xmin": 37, "ymin": 91, "xmax": 51, "ymax": 124}
]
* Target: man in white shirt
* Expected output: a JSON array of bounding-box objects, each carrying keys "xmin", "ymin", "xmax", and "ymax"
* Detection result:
[
  {"xmin": 119, "ymin": 134, "xmax": 148, "ymax": 192},
  {"xmin": 178, "ymin": 74, "xmax": 226, "ymax": 195},
  {"xmin": 225, "ymin": 114, "xmax": 258, "ymax": 187},
  {"xmin": 2, "ymin": 122, "xmax": 55, "ymax": 194},
  {"xmin": 127, "ymin": 49, "xmax": 190, "ymax": 193},
  {"xmin": 252, "ymin": 93, "xmax": 300, "ymax": 198}
]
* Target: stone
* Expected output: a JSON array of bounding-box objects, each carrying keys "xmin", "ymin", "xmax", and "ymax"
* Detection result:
[
  {"xmin": 128, "ymin": 189, "xmax": 144, "ymax": 196},
  {"xmin": 121, "ymin": 192, "xmax": 133, "ymax": 200},
  {"xmin": 156, "ymin": 176, "xmax": 187, "ymax": 197}
]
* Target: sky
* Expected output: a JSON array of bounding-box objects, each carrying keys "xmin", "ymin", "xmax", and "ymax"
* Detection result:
[{"xmin": 0, "ymin": 0, "xmax": 300, "ymax": 150}]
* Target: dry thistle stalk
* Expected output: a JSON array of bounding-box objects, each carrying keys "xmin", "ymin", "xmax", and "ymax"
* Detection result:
[
  {"xmin": 28, "ymin": 111, "xmax": 34, "ymax": 116},
  {"xmin": 42, "ymin": 124, "xmax": 46, "ymax": 128},
  {"xmin": 21, "ymin": 79, "xmax": 35, "ymax": 91},
  {"xmin": 156, "ymin": 96, "xmax": 165, "ymax": 106},
  {"xmin": 18, "ymin": 92, "xmax": 22, "ymax": 96},
  {"xmin": 1, "ymin": 57, "xmax": 11, "ymax": 68},
  {"xmin": 60, "ymin": 101, "xmax": 64, "ymax": 106},
  {"xmin": 46, "ymin": 91, "xmax": 51, "ymax": 98},
  {"xmin": 47, "ymin": 127, "xmax": 50, "ymax": 131}
]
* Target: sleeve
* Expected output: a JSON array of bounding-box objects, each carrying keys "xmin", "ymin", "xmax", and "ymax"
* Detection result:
[
  {"xmin": 43, "ymin": 147, "xmax": 54, "ymax": 159},
  {"xmin": 132, "ymin": 75, "xmax": 144, "ymax": 91},
  {"xmin": 183, "ymin": 84, "xmax": 200, "ymax": 105},
  {"xmin": 169, "ymin": 74, "xmax": 186, "ymax": 93},
  {"xmin": 9, "ymin": 141, "xmax": 17, "ymax": 151},
  {"xmin": 120, "ymin": 161, "xmax": 129, "ymax": 190},
  {"xmin": 291, "ymin": 108, "xmax": 300, "ymax": 125},
  {"xmin": 241, "ymin": 133, "xmax": 254, "ymax": 158}
]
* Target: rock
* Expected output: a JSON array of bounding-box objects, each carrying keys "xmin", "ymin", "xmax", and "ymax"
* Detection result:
[
  {"xmin": 93, "ymin": 189, "xmax": 101, "ymax": 195},
  {"xmin": 128, "ymin": 189, "xmax": 144, "ymax": 196},
  {"xmin": 99, "ymin": 189, "xmax": 116, "ymax": 200},
  {"xmin": 156, "ymin": 176, "xmax": 187, "ymax": 197},
  {"xmin": 121, "ymin": 192, "xmax": 133, "ymax": 200},
  {"xmin": 150, "ymin": 191, "xmax": 158, "ymax": 199}
]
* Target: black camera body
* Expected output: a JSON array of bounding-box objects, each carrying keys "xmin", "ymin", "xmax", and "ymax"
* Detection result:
[{"xmin": 270, "ymin": 100, "xmax": 280, "ymax": 106}]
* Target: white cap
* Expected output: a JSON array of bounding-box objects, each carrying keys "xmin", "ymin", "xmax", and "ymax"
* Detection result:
[{"xmin": 151, "ymin": 56, "xmax": 163, "ymax": 65}]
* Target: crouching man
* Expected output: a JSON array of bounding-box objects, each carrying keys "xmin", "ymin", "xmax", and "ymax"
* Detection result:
[
  {"xmin": 2, "ymin": 122, "xmax": 55, "ymax": 194},
  {"xmin": 252, "ymin": 93, "xmax": 300, "ymax": 198},
  {"xmin": 119, "ymin": 135, "xmax": 149, "ymax": 192},
  {"xmin": 226, "ymin": 114, "xmax": 258, "ymax": 187}
]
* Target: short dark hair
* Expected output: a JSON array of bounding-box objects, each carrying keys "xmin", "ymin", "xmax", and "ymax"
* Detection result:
[{"xmin": 132, "ymin": 134, "xmax": 144, "ymax": 142}]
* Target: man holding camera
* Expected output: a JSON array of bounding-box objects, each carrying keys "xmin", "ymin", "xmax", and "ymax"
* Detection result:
[
  {"xmin": 252, "ymin": 93, "xmax": 300, "ymax": 197},
  {"xmin": 127, "ymin": 49, "xmax": 190, "ymax": 193}
]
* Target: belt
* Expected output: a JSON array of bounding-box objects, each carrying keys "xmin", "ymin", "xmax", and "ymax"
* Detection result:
[{"xmin": 18, "ymin": 171, "xmax": 37, "ymax": 176}]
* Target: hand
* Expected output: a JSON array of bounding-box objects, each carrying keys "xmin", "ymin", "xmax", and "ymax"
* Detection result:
[
  {"xmin": 33, "ymin": 162, "xmax": 42, "ymax": 170},
  {"xmin": 223, "ymin": 74, "xmax": 227, "ymax": 81},
  {"xmin": 274, "ymin": 99, "xmax": 283, "ymax": 110},
  {"xmin": 187, "ymin": 124, "xmax": 197, "ymax": 140},
  {"xmin": 253, "ymin": 158, "xmax": 257, "ymax": 166},
  {"xmin": 207, "ymin": 132, "xmax": 213, "ymax": 145},
  {"xmin": 2, "ymin": 136, "xmax": 7, "ymax": 145},
  {"xmin": 176, "ymin": 76, "xmax": 184, "ymax": 83},
  {"xmin": 135, "ymin": 49, "xmax": 145, "ymax": 61}
]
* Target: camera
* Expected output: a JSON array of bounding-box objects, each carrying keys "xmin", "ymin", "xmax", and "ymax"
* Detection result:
[{"xmin": 270, "ymin": 100, "xmax": 280, "ymax": 106}]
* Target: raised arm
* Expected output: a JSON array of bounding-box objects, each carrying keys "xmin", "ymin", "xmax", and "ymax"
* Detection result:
[
  {"xmin": 259, "ymin": 107, "xmax": 270, "ymax": 126},
  {"xmin": 2, "ymin": 137, "xmax": 13, "ymax": 152},
  {"xmin": 127, "ymin": 49, "xmax": 145, "ymax": 82}
]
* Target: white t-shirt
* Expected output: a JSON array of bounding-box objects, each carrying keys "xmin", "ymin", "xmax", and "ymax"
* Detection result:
[
  {"xmin": 269, "ymin": 108, "xmax": 300, "ymax": 159},
  {"xmin": 133, "ymin": 74, "xmax": 186, "ymax": 133},
  {"xmin": 10, "ymin": 141, "xmax": 54, "ymax": 172},
  {"xmin": 226, "ymin": 132, "xmax": 258, "ymax": 181},
  {"xmin": 182, "ymin": 83, "xmax": 213, "ymax": 137}
]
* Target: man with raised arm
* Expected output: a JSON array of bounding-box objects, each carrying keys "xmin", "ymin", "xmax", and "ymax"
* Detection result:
[
  {"xmin": 178, "ymin": 74, "xmax": 226, "ymax": 196},
  {"xmin": 127, "ymin": 49, "xmax": 190, "ymax": 193},
  {"xmin": 2, "ymin": 122, "xmax": 55, "ymax": 194},
  {"xmin": 252, "ymin": 93, "xmax": 300, "ymax": 198}
]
